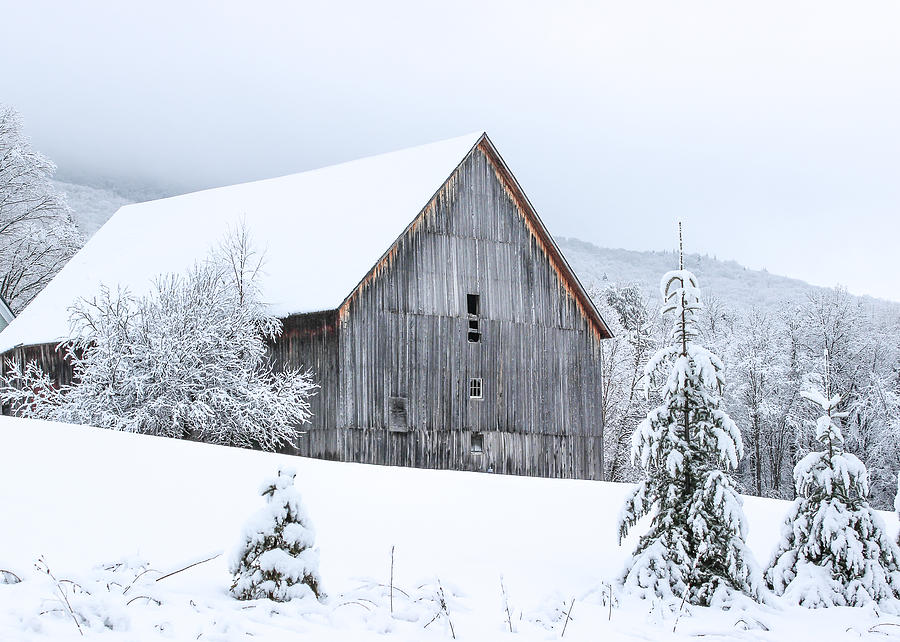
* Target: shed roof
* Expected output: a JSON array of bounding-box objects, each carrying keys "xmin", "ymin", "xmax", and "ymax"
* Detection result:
[{"xmin": 0, "ymin": 132, "xmax": 610, "ymax": 353}]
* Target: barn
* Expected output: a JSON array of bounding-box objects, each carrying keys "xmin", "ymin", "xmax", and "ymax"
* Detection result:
[{"xmin": 0, "ymin": 132, "xmax": 612, "ymax": 479}]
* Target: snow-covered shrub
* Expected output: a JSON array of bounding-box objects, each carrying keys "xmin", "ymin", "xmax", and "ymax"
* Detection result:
[
  {"xmin": 30, "ymin": 556, "xmax": 151, "ymax": 634},
  {"xmin": 765, "ymin": 372, "xmax": 900, "ymax": 608},
  {"xmin": 230, "ymin": 468, "xmax": 322, "ymax": 602},
  {"xmin": 617, "ymin": 268, "xmax": 756, "ymax": 605},
  {"xmin": 1, "ymin": 226, "xmax": 317, "ymax": 451}
]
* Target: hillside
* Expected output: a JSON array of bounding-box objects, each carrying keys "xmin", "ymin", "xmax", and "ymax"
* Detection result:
[
  {"xmin": 2, "ymin": 417, "xmax": 897, "ymax": 641},
  {"xmin": 52, "ymin": 180, "xmax": 134, "ymax": 237},
  {"xmin": 556, "ymin": 237, "xmax": 900, "ymax": 315}
]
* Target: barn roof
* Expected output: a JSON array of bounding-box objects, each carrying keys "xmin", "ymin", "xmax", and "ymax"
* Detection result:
[{"xmin": 0, "ymin": 132, "xmax": 610, "ymax": 353}]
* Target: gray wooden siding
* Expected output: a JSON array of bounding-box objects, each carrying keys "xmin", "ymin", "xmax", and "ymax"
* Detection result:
[
  {"xmin": 267, "ymin": 310, "xmax": 339, "ymax": 434},
  {"xmin": 4, "ymin": 146, "xmax": 605, "ymax": 480},
  {"xmin": 295, "ymin": 428, "xmax": 602, "ymax": 479},
  {"xmin": 1, "ymin": 343, "xmax": 75, "ymax": 388},
  {"xmin": 324, "ymin": 146, "xmax": 604, "ymax": 478}
]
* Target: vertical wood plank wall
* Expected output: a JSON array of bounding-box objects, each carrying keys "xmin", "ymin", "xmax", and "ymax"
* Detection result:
[
  {"xmin": 1, "ymin": 344, "xmax": 76, "ymax": 388},
  {"xmin": 2, "ymin": 148, "xmax": 606, "ymax": 480},
  {"xmin": 274, "ymin": 147, "xmax": 605, "ymax": 480}
]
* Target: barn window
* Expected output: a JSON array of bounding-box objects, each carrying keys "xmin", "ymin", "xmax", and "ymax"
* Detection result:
[
  {"xmin": 388, "ymin": 396, "xmax": 408, "ymax": 431},
  {"xmin": 468, "ymin": 320, "xmax": 481, "ymax": 343},
  {"xmin": 467, "ymin": 293, "xmax": 481, "ymax": 343},
  {"xmin": 469, "ymin": 378, "xmax": 483, "ymax": 399},
  {"xmin": 471, "ymin": 432, "xmax": 484, "ymax": 454}
]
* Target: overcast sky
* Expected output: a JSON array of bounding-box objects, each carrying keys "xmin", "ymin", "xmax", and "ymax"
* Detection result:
[{"xmin": 3, "ymin": 1, "xmax": 898, "ymax": 300}]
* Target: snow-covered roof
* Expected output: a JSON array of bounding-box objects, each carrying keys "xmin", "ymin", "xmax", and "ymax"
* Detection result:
[{"xmin": 0, "ymin": 132, "xmax": 483, "ymax": 353}]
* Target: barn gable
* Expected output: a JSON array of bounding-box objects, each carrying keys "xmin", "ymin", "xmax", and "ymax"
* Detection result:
[
  {"xmin": 338, "ymin": 134, "xmax": 612, "ymax": 342},
  {"xmin": 285, "ymin": 138, "xmax": 607, "ymax": 478}
]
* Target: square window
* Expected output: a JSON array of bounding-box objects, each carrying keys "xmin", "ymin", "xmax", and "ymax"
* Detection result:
[
  {"xmin": 469, "ymin": 377, "xmax": 483, "ymax": 399},
  {"xmin": 388, "ymin": 396, "xmax": 408, "ymax": 431},
  {"xmin": 471, "ymin": 432, "xmax": 484, "ymax": 454}
]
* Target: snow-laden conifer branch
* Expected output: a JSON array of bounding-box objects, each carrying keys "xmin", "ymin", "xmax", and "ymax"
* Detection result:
[
  {"xmin": 230, "ymin": 468, "xmax": 322, "ymax": 602},
  {"xmin": 618, "ymin": 263, "xmax": 757, "ymax": 606},
  {"xmin": 765, "ymin": 371, "xmax": 900, "ymax": 609}
]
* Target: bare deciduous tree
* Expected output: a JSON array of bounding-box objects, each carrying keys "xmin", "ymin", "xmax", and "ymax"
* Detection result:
[{"xmin": 0, "ymin": 105, "xmax": 82, "ymax": 311}]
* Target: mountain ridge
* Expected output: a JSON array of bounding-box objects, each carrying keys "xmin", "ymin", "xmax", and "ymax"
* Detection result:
[{"xmin": 556, "ymin": 236, "xmax": 900, "ymax": 315}]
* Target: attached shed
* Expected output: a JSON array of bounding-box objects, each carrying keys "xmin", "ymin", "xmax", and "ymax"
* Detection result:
[{"xmin": 0, "ymin": 132, "xmax": 611, "ymax": 479}]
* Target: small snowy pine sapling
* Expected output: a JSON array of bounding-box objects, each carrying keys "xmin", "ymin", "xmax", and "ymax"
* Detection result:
[
  {"xmin": 765, "ymin": 363, "xmax": 900, "ymax": 608},
  {"xmin": 617, "ymin": 229, "xmax": 756, "ymax": 606},
  {"xmin": 230, "ymin": 468, "xmax": 322, "ymax": 601}
]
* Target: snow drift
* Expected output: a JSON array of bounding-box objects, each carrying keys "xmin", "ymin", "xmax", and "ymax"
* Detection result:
[{"xmin": 1, "ymin": 416, "xmax": 898, "ymax": 640}]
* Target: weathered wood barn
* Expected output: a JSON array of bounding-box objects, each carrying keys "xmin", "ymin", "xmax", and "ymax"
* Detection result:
[{"xmin": 0, "ymin": 133, "xmax": 611, "ymax": 479}]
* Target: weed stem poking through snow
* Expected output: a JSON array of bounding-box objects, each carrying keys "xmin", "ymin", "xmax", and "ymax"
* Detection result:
[{"xmin": 561, "ymin": 598, "xmax": 575, "ymax": 638}]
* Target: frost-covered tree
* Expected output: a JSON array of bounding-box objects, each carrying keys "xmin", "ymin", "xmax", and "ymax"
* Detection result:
[
  {"xmin": 617, "ymin": 264, "xmax": 756, "ymax": 606},
  {"xmin": 0, "ymin": 105, "xmax": 82, "ymax": 311},
  {"xmin": 895, "ymin": 474, "xmax": 900, "ymax": 543},
  {"xmin": 231, "ymin": 468, "xmax": 322, "ymax": 601},
  {"xmin": 1, "ymin": 226, "xmax": 316, "ymax": 451},
  {"xmin": 791, "ymin": 289, "xmax": 900, "ymax": 509},
  {"xmin": 765, "ymin": 366, "xmax": 900, "ymax": 608},
  {"xmin": 591, "ymin": 283, "xmax": 658, "ymax": 483},
  {"xmin": 730, "ymin": 310, "xmax": 796, "ymax": 497}
]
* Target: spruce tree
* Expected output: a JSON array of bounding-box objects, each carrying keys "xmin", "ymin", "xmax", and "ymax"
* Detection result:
[
  {"xmin": 765, "ymin": 362, "xmax": 900, "ymax": 608},
  {"xmin": 230, "ymin": 468, "xmax": 322, "ymax": 601},
  {"xmin": 617, "ymin": 239, "xmax": 755, "ymax": 605}
]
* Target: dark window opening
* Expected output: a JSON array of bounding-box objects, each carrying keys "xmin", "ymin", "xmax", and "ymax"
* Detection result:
[
  {"xmin": 469, "ymin": 378, "xmax": 483, "ymax": 399},
  {"xmin": 471, "ymin": 432, "xmax": 484, "ymax": 454},
  {"xmin": 466, "ymin": 294, "xmax": 482, "ymax": 343},
  {"xmin": 468, "ymin": 319, "xmax": 481, "ymax": 343},
  {"xmin": 388, "ymin": 396, "xmax": 408, "ymax": 431},
  {"xmin": 467, "ymin": 293, "xmax": 480, "ymax": 316}
]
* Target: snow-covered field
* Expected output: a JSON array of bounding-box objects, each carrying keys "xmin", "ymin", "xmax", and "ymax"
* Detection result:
[{"xmin": 2, "ymin": 416, "xmax": 898, "ymax": 641}]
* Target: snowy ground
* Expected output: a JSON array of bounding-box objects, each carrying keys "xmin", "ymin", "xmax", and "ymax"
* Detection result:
[{"xmin": 2, "ymin": 417, "xmax": 899, "ymax": 641}]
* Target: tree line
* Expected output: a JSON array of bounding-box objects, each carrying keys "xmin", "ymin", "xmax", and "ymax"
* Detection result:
[{"xmin": 596, "ymin": 280, "xmax": 900, "ymax": 510}]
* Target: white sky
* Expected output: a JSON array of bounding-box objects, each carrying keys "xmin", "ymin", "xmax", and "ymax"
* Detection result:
[{"xmin": 2, "ymin": 1, "xmax": 898, "ymax": 301}]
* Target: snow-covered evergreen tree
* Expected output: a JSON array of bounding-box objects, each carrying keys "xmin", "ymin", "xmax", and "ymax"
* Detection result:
[
  {"xmin": 1, "ymin": 225, "xmax": 317, "ymax": 451},
  {"xmin": 765, "ymin": 365, "xmax": 900, "ymax": 608},
  {"xmin": 231, "ymin": 468, "xmax": 322, "ymax": 601},
  {"xmin": 617, "ymin": 263, "xmax": 755, "ymax": 605}
]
